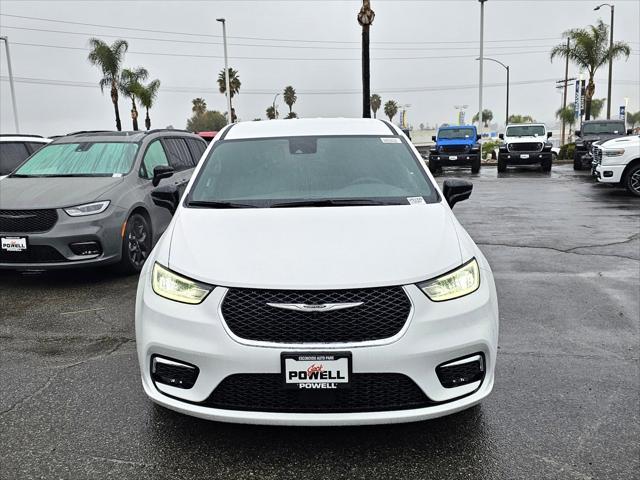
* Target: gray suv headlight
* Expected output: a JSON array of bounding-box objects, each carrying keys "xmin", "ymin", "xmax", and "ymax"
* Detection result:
[{"xmin": 64, "ymin": 201, "xmax": 110, "ymax": 217}]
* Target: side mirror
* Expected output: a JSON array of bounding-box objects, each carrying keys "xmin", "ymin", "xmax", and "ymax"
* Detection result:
[
  {"xmin": 151, "ymin": 185, "xmax": 180, "ymax": 215},
  {"xmin": 498, "ymin": 133, "xmax": 504, "ymax": 140},
  {"xmin": 431, "ymin": 135, "xmax": 437, "ymax": 142},
  {"xmin": 627, "ymin": 129, "xmax": 633, "ymax": 135},
  {"xmin": 547, "ymin": 132, "xmax": 552, "ymax": 138},
  {"xmin": 574, "ymin": 130, "xmax": 581, "ymax": 138},
  {"xmin": 152, "ymin": 165, "xmax": 174, "ymax": 187},
  {"xmin": 476, "ymin": 134, "xmax": 481, "ymax": 141},
  {"xmin": 443, "ymin": 179, "xmax": 473, "ymax": 209}
]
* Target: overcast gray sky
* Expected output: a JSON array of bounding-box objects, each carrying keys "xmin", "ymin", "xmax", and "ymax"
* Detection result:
[{"xmin": 0, "ymin": 0, "xmax": 638, "ymax": 135}]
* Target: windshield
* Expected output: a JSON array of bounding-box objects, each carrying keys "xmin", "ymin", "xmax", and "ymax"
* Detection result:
[
  {"xmin": 438, "ymin": 128, "xmax": 475, "ymax": 140},
  {"xmin": 12, "ymin": 142, "xmax": 139, "ymax": 177},
  {"xmin": 188, "ymin": 136, "xmax": 438, "ymax": 207},
  {"xmin": 582, "ymin": 122, "xmax": 625, "ymax": 135},
  {"xmin": 506, "ymin": 125, "xmax": 546, "ymax": 137}
]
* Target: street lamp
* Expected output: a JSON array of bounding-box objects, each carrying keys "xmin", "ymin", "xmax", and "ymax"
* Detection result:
[
  {"xmin": 272, "ymin": 93, "xmax": 279, "ymax": 119},
  {"xmin": 477, "ymin": 57, "xmax": 509, "ymax": 126},
  {"xmin": 216, "ymin": 18, "xmax": 233, "ymax": 124},
  {"xmin": 0, "ymin": 36, "xmax": 19, "ymax": 132},
  {"xmin": 478, "ymin": 0, "xmax": 487, "ymax": 151},
  {"xmin": 594, "ymin": 3, "xmax": 614, "ymax": 119},
  {"xmin": 357, "ymin": 0, "xmax": 375, "ymax": 118}
]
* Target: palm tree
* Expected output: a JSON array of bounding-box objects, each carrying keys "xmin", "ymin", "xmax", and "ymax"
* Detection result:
[
  {"xmin": 136, "ymin": 79, "xmax": 160, "ymax": 130},
  {"xmin": 192, "ymin": 98, "xmax": 207, "ymax": 116},
  {"xmin": 283, "ymin": 86, "xmax": 297, "ymax": 115},
  {"xmin": 87, "ymin": 38, "xmax": 129, "ymax": 131},
  {"xmin": 119, "ymin": 67, "xmax": 148, "ymax": 131},
  {"xmin": 472, "ymin": 109, "xmax": 494, "ymax": 127},
  {"xmin": 266, "ymin": 106, "xmax": 277, "ymax": 120},
  {"xmin": 550, "ymin": 20, "xmax": 630, "ymax": 120},
  {"xmin": 590, "ymin": 98, "xmax": 606, "ymax": 119},
  {"xmin": 217, "ymin": 68, "xmax": 241, "ymax": 122},
  {"xmin": 556, "ymin": 104, "xmax": 577, "ymax": 138},
  {"xmin": 286, "ymin": 111, "xmax": 298, "ymax": 119},
  {"xmin": 370, "ymin": 94, "xmax": 381, "ymax": 118},
  {"xmin": 508, "ymin": 114, "xmax": 535, "ymax": 123},
  {"xmin": 384, "ymin": 100, "xmax": 398, "ymax": 122},
  {"xmin": 627, "ymin": 111, "xmax": 640, "ymax": 130},
  {"xmin": 384, "ymin": 100, "xmax": 398, "ymax": 123}
]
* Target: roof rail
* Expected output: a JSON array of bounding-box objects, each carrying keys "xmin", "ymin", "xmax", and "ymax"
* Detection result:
[
  {"xmin": 0, "ymin": 133, "xmax": 44, "ymax": 138},
  {"xmin": 144, "ymin": 128, "xmax": 192, "ymax": 135},
  {"xmin": 65, "ymin": 130, "xmax": 115, "ymax": 136}
]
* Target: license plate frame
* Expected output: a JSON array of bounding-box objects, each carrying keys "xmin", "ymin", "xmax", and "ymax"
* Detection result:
[
  {"xmin": 1, "ymin": 236, "xmax": 28, "ymax": 252},
  {"xmin": 281, "ymin": 352, "xmax": 352, "ymax": 390}
]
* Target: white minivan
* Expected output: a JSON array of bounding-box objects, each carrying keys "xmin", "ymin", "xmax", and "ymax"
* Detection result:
[{"xmin": 135, "ymin": 118, "xmax": 499, "ymax": 426}]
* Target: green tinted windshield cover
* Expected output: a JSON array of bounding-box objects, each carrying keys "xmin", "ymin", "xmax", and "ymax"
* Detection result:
[
  {"xmin": 14, "ymin": 142, "xmax": 139, "ymax": 176},
  {"xmin": 188, "ymin": 136, "xmax": 438, "ymax": 206}
]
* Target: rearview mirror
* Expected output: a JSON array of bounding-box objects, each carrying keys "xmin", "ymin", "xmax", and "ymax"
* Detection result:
[
  {"xmin": 574, "ymin": 130, "xmax": 581, "ymax": 138},
  {"xmin": 476, "ymin": 134, "xmax": 481, "ymax": 141},
  {"xmin": 151, "ymin": 185, "xmax": 180, "ymax": 215},
  {"xmin": 432, "ymin": 135, "xmax": 437, "ymax": 142},
  {"xmin": 152, "ymin": 165, "xmax": 174, "ymax": 187},
  {"xmin": 547, "ymin": 132, "xmax": 552, "ymax": 138},
  {"xmin": 498, "ymin": 133, "xmax": 504, "ymax": 140},
  {"xmin": 443, "ymin": 179, "xmax": 473, "ymax": 209}
]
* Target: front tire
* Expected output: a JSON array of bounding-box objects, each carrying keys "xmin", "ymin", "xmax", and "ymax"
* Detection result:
[
  {"xmin": 625, "ymin": 164, "xmax": 640, "ymax": 197},
  {"xmin": 573, "ymin": 157, "xmax": 583, "ymax": 170},
  {"xmin": 428, "ymin": 158, "xmax": 440, "ymax": 174},
  {"xmin": 497, "ymin": 157, "xmax": 507, "ymax": 173},
  {"xmin": 471, "ymin": 157, "xmax": 481, "ymax": 174},
  {"xmin": 117, "ymin": 213, "xmax": 152, "ymax": 274},
  {"xmin": 541, "ymin": 158, "xmax": 552, "ymax": 172}
]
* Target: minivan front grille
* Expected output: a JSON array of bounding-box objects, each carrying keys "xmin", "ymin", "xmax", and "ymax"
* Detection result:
[
  {"xmin": 0, "ymin": 209, "xmax": 58, "ymax": 233},
  {"xmin": 221, "ymin": 286, "xmax": 412, "ymax": 344},
  {"xmin": 508, "ymin": 142, "xmax": 543, "ymax": 152},
  {"xmin": 203, "ymin": 373, "xmax": 432, "ymax": 413}
]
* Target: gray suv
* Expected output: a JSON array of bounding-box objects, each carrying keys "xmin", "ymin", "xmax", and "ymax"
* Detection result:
[{"xmin": 0, "ymin": 129, "xmax": 207, "ymax": 272}]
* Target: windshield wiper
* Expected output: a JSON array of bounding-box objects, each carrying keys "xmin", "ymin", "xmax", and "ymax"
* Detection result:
[
  {"xmin": 186, "ymin": 200, "xmax": 258, "ymax": 209},
  {"xmin": 270, "ymin": 198, "xmax": 398, "ymax": 208}
]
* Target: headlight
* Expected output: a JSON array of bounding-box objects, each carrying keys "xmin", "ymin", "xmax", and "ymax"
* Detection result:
[
  {"xmin": 417, "ymin": 258, "xmax": 480, "ymax": 302},
  {"xmin": 152, "ymin": 263, "xmax": 213, "ymax": 304},
  {"xmin": 603, "ymin": 148, "xmax": 625, "ymax": 157},
  {"xmin": 64, "ymin": 201, "xmax": 110, "ymax": 217}
]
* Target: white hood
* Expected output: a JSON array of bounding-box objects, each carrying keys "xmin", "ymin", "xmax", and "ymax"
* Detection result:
[{"xmin": 166, "ymin": 203, "xmax": 463, "ymax": 289}]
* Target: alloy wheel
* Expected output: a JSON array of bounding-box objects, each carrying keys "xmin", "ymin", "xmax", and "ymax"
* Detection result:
[{"xmin": 127, "ymin": 217, "xmax": 149, "ymax": 268}]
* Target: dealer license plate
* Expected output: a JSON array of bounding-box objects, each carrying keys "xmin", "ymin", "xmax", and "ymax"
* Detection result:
[
  {"xmin": 1, "ymin": 236, "xmax": 27, "ymax": 252},
  {"xmin": 282, "ymin": 352, "xmax": 351, "ymax": 389},
  {"xmin": 520, "ymin": 154, "xmax": 530, "ymax": 159},
  {"xmin": 449, "ymin": 155, "xmax": 458, "ymax": 160}
]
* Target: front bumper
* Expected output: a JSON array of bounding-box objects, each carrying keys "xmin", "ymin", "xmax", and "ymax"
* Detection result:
[
  {"xmin": 135, "ymin": 262, "xmax": 499, "ymax": 426},
  {"xmin": 595, "ymin": 164, "xmax": 625, "ymax": 184},
  {"xmin": 429, "ymin": 153, "xmax": 480, "ymax": 167},
  {"xmin": 0, "ymin": 206, "xmax": 126, "ymax": 269},
  {"xmin": 499, "ymin": 151, "xmax": 552, "ymax": 165}
]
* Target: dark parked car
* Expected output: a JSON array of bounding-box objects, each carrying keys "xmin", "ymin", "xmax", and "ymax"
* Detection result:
[
  {"xmin": 0, "ymin": 129, "xmax": 207, "ymax": 272},
  {"xmin": 573, "ymin": 120, "xmax": 631, "ymax": 170},
  {"xmin": 0, "ymin": 134, "xmax": 50, "ymax": 179}
]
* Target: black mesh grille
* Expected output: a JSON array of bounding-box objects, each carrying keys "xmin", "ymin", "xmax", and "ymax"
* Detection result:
[
  {"xmin": 0, "ymin": 245, "xmax": 67, "ymax": 263},
  {"xmin": 203, "ymin": 373, "xmax": 432, "ymax": 413},
  {"xmin": 508, "ymin": 142, "xmax": 542, "ymax": 152},
  {"xmin": 221, "ymin": 287, "xmax": 411, "ymax": 344},
  {"xmin": 440, "ymin": 145, "xmax": 468, "ymax": 153},
  {"xmin": 0, "ymin": 209, "xmax": 58, "ymax": 233}
]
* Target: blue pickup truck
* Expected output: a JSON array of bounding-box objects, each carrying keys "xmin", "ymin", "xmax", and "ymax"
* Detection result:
[{"xmin": 428, "ymin": 125, "xmax": 482, "ymax": 173}]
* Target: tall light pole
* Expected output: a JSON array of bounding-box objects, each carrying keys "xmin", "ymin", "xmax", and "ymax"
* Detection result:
[
  {"xmin": 478, "ymin": 0, "xmax": 487, "ymax": 151},
  {"xmin": 477, "ymin": 57, "xmax": 509, "ymax": 126},
  {"xmin": 272, "ymin": 93, "xmax": 279, "ymax": 119},
  {"xmin": 216, "ymin": 18, "xmax": 233, "ymax": 124},
  {"xmin": 357, "ymin": 0, "xmax": 375, "ymax": 118},
  {"xmin": 1, "ymin": 36, "xmax": 19, "ymax": 132},
  {"xmin": 594, "ymin": 3, "xmax": 614, "ymax": 119}
]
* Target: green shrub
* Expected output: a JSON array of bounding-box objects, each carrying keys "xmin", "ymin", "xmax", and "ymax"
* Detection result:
[{"xmin": 559, "ymin": 143, "xmax": 575, "ymax": 160}]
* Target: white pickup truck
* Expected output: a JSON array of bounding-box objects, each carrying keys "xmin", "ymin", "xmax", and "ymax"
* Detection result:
[
  {"xmin": 498, "ymin": 123, "xmax": 553, "ymax": 172},
  {"xmin": 593, "ymin": 135, "xmax": 640, "ymax": 196}
]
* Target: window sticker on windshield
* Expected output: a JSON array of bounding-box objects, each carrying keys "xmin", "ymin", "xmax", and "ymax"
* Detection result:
[
  {"xmin": 407, "ymin": 196, "xmax": 426, "ymax": 205},
  {"xmin": 381, "ymin": 137, "xmax": 401, "ymax": 144},
  {"xmin": 112, "ymin": 173, "xmax": 123, "ymax": 177}
]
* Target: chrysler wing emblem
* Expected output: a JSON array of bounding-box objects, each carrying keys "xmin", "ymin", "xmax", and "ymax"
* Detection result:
[{"xmin": 266, "ymin": 302, "xmax": 363, "ymax": 312}]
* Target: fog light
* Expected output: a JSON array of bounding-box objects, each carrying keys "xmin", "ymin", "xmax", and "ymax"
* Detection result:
[
  {"xmin": 151, "ymin": 355, "xmax": 199, "ymax": 389},
  {"xmin": 436, "ymin": 354, "xmax": 484, "ymax": 388},
  {"xmin": 69, "ymin": 241, "xmax": 102, "ymax": 256},
  {"xmin": 603, "ymin": 171, "xmax": 613, "ymax": 178}
]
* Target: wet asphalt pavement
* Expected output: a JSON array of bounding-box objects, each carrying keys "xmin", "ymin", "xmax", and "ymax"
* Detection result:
[{"xmin": 1, "ymin": 164, "xmax": 638, "ymax": 480}]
